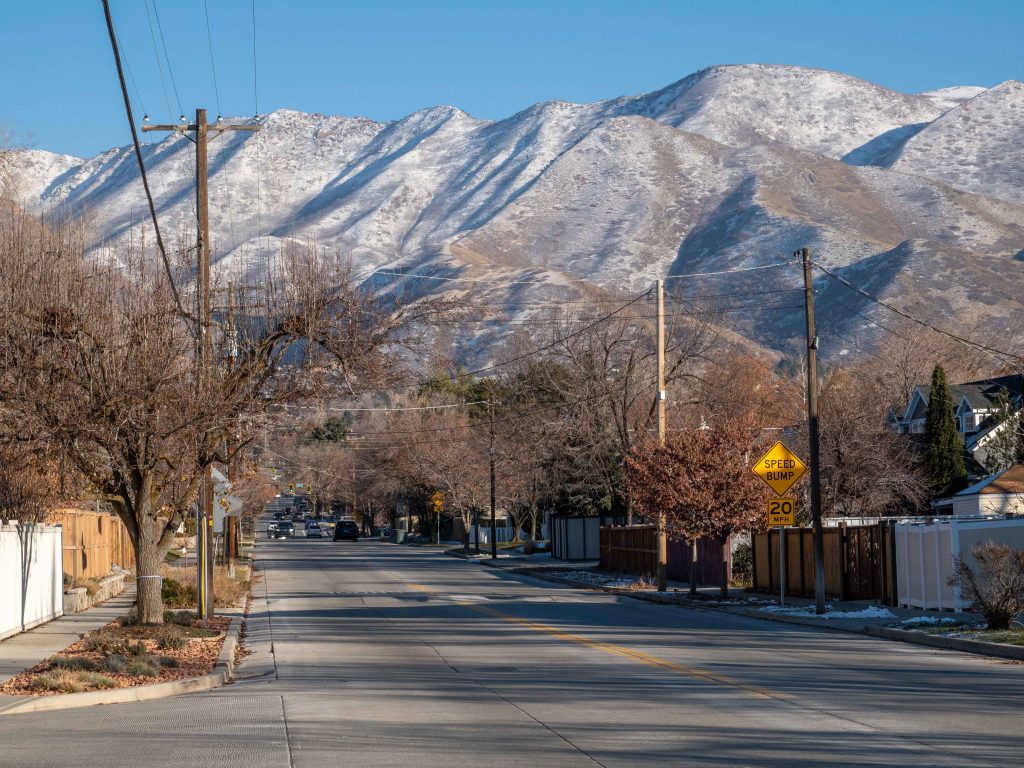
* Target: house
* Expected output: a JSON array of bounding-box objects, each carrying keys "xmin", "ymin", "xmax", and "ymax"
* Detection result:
[
  {"xmin": 932, "ymin": 463, "xmax": 1024, "ymax": 517},
  {"xmin": 891, "ymin": 374, "xmax": 1023, "ymax": 473}
]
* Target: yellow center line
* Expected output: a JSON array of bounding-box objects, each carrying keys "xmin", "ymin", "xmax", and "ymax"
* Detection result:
[{"xmin": 407, "ymin": 582, "xmax": 782, "ymax": 701}]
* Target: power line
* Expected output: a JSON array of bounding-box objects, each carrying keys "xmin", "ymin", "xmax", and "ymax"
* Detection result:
[
  {"xmin": 372, "ymin": 261, "xmax": 794, "ymax": 288},
  {"xmin": 345, "ymin": 387, "xmax": 622, "ymax": 437},
  {"xmin": 461, "ymin": 287, "xmax": 802, "ymax": 313},
  {"xmin": 461, "ymin": 302, "xmax": 805, "ymax": 326},
  {"xmin": 813, "ymin": 261, "xmax": 1023, "ymax": 363},
  {"xmin": 203, "ymin": 0, "xmax": 223, "ymax": 116},
  {"xmin": 143, "ymin": 0, "xmax": 174, "ymax": 119},
  {"xmin": 251, "ymin": 0, "xmax": 259, "ymax": 116},
  {"xmin": 446, "ymin": 290, "xmax": 651, "ymax": 380},
  {"xmin": 663, "ymin": 261, "xmax": 796, "ymax": 280},
  {"xmin": 101, "ymin": 0, "xmax": 187, "ymax": 320},
  {"xmin": 280, "ymin": 400, "xmax": 488, "ymax": 413},
  {"xmin": 151, "ymin": 0, "xmax": 184, "ymax": 115}
]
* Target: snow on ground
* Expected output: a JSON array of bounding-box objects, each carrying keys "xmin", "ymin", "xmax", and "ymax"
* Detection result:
[
  {"xmin": 544, "ymin": 570, "xmax": 648, "ymax": 589},
  {"xmin": 900, "ymin": 616, "xmax": 963, "ymax": 626},
  {"xmin": 759, "ymin": 604, "xmax": 897, "ymax": 620}
]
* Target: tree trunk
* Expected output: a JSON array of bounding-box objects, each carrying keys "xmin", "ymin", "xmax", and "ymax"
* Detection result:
[
  {"xmin": 135, "ymin": 534, "xmax": 166, "ymax": 625},
  {"xmin": 689, "ymin": 538, "xmax": 698, "ymax": 597},
  {"xmin": 720, "ymin": 534, "xmax": 730, "ymax": 600}
]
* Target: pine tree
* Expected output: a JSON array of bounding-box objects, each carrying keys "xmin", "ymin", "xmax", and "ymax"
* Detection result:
[{"xmin": 924, "ymin": 365, "xmax": 967, "ymax": 491}]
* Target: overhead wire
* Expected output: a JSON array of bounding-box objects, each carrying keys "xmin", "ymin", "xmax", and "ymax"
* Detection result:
[
  {"xmin": 250, "ymin": 0, "xmax": 266, "ymax": 277},
  {"xmin": 813, "ymin": 261, "xmax": 1023, "ymax": 363},
  {"xmin": 371, "ymin": 260, "xmax": 793, "ymax": 288},
  {"xmin": 202, "ymin": 0, "xmax": 223, "ymax": 117},
  {"xmin": 150, "ymin": 0, "xmax": 184, "ymax": 115},
  {"xmin": 143, "ymin": 1, "xmax": 174, "ymax": 120},
  {"xmin": 100, "ymin": 0, "xmax": 188, "ymax": 320}
]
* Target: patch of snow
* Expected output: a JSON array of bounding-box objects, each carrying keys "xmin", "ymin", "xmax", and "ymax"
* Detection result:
[
  {"xmin": 900, "ymin": 616, "xmax": 961, "ymax": 626},
  {"xmin": 760, "ymin": 604, "xmax": 897, "ymax": 620}
]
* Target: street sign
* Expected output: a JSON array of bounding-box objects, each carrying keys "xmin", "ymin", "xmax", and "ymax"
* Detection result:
[
  {"xmin": 431, "ymin": 491, "xmax": 444, "ymax": 513},
  {"xmin": 752, "ymin": 441, "xmax": 807, "ymax": 496},
  {"xmin": 767, "ymin": 498, "xmax": 795, "ymax": 526}
]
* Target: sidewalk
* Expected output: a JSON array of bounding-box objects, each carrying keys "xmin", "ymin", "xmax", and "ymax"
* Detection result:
[{"xmin": 0, "ymin": 586, "xmax": 136, "ymax": 689}]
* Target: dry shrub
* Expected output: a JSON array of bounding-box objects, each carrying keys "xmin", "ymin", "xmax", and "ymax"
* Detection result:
[
  {"xmin": 82, "ymin": 629, "xmax": 128, "ymax": 655},
  {"xmin": 30, "ymin": 669, "xmax": 116, "ymax": 693},
  {"xmin": 156, "ymin": 626, "xmax": 187, "ymax": 650},
  {"xmin": 950, "ymin": 542, "xmax": 1024, "ymax": 630},
  {"xmin": 159, "ymin": 564, "xmax": 248, "ymax": 608},
  {"xmin": 50, "ymin": 656, "xmax": 97, "ymax": 672}
]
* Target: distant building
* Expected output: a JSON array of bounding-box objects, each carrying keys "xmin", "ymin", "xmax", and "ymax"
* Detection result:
[
  {"xmin": 890, "ymin": 374, "xmax": 1023, "ymax": 473},
  {"xmin": 932, "ymin": 463, "xmax": 1024, "ymax": 517}
]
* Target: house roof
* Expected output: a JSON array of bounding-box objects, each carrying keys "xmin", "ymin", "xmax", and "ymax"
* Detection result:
[
  {"xmin": 905, "ymin": 374, "xmax": 1024, "ymax": 423},
  {"xmin": 957, "ymin": 464, "xmax": 1024, "ymax": 496},
  {"xmin": 956, "ymin": 374, "xmax": 1024, "ymax": 410}
]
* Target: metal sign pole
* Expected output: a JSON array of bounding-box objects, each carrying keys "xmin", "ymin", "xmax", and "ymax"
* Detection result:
[{"xmin": 779, "ymin": 525, "xmax": 785, "ymax": 609}]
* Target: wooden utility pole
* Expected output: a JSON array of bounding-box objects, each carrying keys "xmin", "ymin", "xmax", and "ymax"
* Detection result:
[
  {"xmin": 143, "ymin": 109, "xmax": 259, "ymax": 620},
  {"xmin": 656, "ymin": 279, "xmax": 668, "ymax": 592},
  {"xmin": 799, "ymin": 248, "xmax": 826, "ymax": 615},
  {"xmin": 489, "ymin": 398, "xmax": 498, "ymax": 560}
]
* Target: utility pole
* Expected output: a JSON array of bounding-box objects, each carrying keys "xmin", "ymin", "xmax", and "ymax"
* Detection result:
[
  {"xmin": 143, "ymin": 109, "xmax": 259, "ymax": 620},
  {"xmin": 489, "ymin": 398, "xmax": 498, "ymax": 560},
  {"xmin": 656, "ymin": 279, "xmax": 668, "ymax": 592},
  {"xmin": 799, "ymin": 248, "xmax": 826, "ymax": 615}
]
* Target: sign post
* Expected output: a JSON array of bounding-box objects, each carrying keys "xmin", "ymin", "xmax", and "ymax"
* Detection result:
[
  {"xmin": 768, "ymin": 498, "xmax": 796, "ymax": 607},
  {"xmin": 753, "ymin": 443, "xmax": 807, "ymax": 609}
]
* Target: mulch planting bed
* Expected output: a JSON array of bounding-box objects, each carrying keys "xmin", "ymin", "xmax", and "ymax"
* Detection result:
[{"xmin": 0, "ymin": 613, "xmax": 231, "ymax": 697}]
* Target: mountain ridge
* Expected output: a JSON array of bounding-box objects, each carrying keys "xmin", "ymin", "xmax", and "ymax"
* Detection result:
[{"xmin": 8, "ymin": 63, "xmax": 1024, "ymax": 362}]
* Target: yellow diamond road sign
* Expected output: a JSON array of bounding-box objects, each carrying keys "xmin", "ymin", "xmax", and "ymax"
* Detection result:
[{"xmin": 752, "ymin": 441, "xmax": 807, "ymax": 496}]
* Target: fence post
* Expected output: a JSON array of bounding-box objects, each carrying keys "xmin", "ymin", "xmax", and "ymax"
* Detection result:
[
  {"xmin": 950, "ymin": 519, "xmax": 962, "ymax": 611},
  {"xmin": 838, "ymin": 521, "xmax": 848, "ymax": 602},
  {"xmin": 751, "ymin": 532, "xmax": 758, "ymax": 592}
]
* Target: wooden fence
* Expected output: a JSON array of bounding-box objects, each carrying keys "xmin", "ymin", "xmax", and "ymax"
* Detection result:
[
  {"xmin": 47, "ymin": 509, "xmax": 135, "ymax": 582},
  {"xmin": 599, "ymin": 526, "xmax": 727, "ymax": 587},
  {"xmin": 752, "ymin": 522, "xmax": 897, "ymax": 603},
  {"xmin": 599, "ymin": 525, "xmax": 657, "ymax": 575}
]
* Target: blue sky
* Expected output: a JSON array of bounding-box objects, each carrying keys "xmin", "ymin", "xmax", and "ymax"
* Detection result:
[{"xmin": 2, "ymin": 0, "xmax": 1020, "ymax": 158}]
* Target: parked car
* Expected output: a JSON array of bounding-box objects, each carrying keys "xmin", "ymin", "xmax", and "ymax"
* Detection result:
[
  {"xmin": 306, "ymin": 523, "xmax": 323, "ymax": 538},
  {"xmin": 333, "ymin": 520, "xmax": 359, "ymax": 542},
  {"xmin": 272, "ymin": 521, "xmax": 295, "ymax": 540}
]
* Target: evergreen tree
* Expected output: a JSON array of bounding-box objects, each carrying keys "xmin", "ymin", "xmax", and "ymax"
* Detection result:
[
  {"xmin": 924, "ymin": 365, "xmax": 966, "ymax": 491},
  {"xmin": 982, "ymin": 387, "xmax": 1022, "ymax": 473}
]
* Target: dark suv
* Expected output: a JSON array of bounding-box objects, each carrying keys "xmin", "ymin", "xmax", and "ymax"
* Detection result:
[
  {"xmin": 333, "ymin": 520, "xmax": 359, "ymax": 542},
  {"xmin": 272, "ymin": 520, "xmax": 295, "ymax": 540}
]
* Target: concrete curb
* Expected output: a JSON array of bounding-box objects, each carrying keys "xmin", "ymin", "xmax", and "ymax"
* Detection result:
[
  {"xmin": 0, "ymin": 619, "xmax": 240, "ymax": 716},
  {"xmin": 864, "ymin": 625, "xmax": 1024, "ymax": 661}
]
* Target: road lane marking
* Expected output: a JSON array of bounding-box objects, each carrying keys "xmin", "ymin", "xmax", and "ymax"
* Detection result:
[{"xmin": 407, "ymin": 582, "xmax": 780, "ymax": 700}]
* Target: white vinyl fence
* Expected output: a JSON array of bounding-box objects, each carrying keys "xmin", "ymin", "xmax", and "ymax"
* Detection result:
[
  {"xmin": 896, "ymin": 517, "xmax": 1024, "ymax": 611},
  {"xmin": 0, "ymin": 522, "xmax": 64, "ymax": 640}
]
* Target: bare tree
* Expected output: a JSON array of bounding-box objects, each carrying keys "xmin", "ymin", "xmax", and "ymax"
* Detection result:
[
  {"xmin": 812, "ymin": 365, "xmax": 931, "ymax": 518},
  {"xmin": 0, "ymin": 210, "xmax": 449, "ymax": 622}
]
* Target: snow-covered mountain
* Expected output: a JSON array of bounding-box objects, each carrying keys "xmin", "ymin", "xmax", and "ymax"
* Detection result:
[{"xmin": 10, "ymin": 64, "xmax": 1024, "ymax": 361}]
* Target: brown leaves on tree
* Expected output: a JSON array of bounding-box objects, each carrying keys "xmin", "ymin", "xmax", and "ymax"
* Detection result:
[{"xmin": 625, "ymin": 416, "xmax": 772, "ymax": 544}]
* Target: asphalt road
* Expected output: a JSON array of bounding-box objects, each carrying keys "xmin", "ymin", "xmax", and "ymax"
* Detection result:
[{"xmin": 3, "ymin": 534, "xmax": 1024, "ymax": 767}]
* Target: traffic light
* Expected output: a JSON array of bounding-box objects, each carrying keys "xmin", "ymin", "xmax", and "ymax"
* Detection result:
[{"xmin": 288, "ymin": 483, "xmax": 294, "ymax": 493}]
